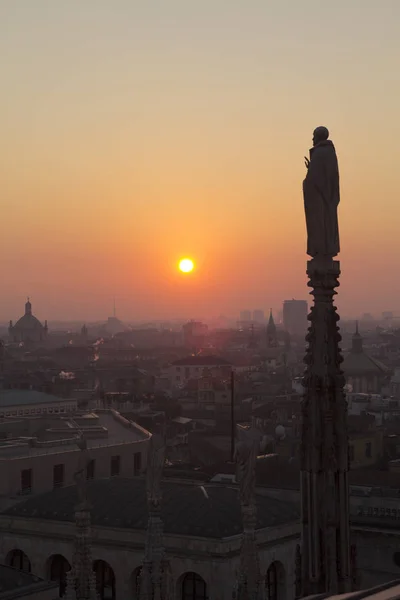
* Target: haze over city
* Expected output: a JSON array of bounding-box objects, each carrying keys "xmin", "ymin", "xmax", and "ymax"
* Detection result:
[{"xmin": 2, "ymin": 0, "xmax": 400, "ymax": 321}]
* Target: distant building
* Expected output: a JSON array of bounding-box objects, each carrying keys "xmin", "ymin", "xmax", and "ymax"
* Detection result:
[
  {"xmin": 252, "ymin": 310, "xmax": 265, "ymax": 323},
  {"xmin": 342, "ymin": 323, "xmax": 390, "ymax": 394},
  {"xmin": 282, "ymin": 299, "xmax": 308, "ymax": 337},
  {"xmin": 0, "ymin": 390, "xmax": 77, "ymax": 418},
  {"xmin": 382, "ymin": 311, "xmax": 394, "ymax": 323},
  {"xmin": 183, "ymin": 321, "xmax": 208, "ymax": 350},
  {"xmin": 362, "ymin": 313, "xmax": 374, "ymax": 321},
  {"xmin": 103, "ymin": 316, "xmax": 127, "ymax": 336},
  {"xmin": 169, "ymin": 355, "xmax": 232, "ymax": 387},
  {"xmin": 8, "ymin": 299, "xmax": 48, "ymax": 345},
  {"xmin": 240, "ymin": 310, "xmax": 251, "ymax": 322}
]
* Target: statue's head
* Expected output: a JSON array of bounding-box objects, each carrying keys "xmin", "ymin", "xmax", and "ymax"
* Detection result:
[{"xmin": 313, "ymin": 126, "xmax": 329, "ymax": 146}]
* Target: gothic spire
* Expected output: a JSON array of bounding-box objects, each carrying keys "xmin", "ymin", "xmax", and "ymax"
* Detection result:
[
  {"xmin": 233, "ymin": 427, "xmax": 263, "ymax": 600},
  {"xmin": 138, "ymin": 427, "xmax": 173, "ymax": 600},
  {"xmin": 300, "ymin": 256, "xmax": 352, "ymax": 596},
  {"xmin": 25, "ymin": 297, "xmax": 32, "ymax": 316},
  {"xmin": 266, "ymin": 309, "xmax": 277, "ymax": 348},
  {"xmin": 65, "ymin": 436, "xmax": 98, "ymax": 600}
]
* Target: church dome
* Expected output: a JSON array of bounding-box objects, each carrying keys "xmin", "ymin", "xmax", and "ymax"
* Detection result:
[
  {"xmin": 14, "ymin": 314, "xmax": 44, "ymax": 330},
  {"xmin": 342, "ymin": 322, "xmax": 389, "ymax": 376},
  {"xmin": 13, "ymin": 299, "xmax": 44, "ymax": 331},
  {"xmin": 9, "ymin": 299, "xmax": 48, "ymax": 345}
]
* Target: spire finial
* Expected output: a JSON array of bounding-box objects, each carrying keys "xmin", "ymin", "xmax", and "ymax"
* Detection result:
[
  {"xmin": 113, "ymin": 296, "xmax": 116, "ymax": 318},
  {"xmin": 25, "ymin": 297, "xmax": 32, "ymax": 315},
  {"xmin": 355, "ymin": 320, "xmax": 359, "ymax": 334}
]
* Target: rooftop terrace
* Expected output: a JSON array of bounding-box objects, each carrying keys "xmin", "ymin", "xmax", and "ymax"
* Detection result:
[{"xmin": 0, "ymin": 409, "xmax": 150, "ymax": 459}]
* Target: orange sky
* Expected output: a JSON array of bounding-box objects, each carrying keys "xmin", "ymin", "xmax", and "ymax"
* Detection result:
[{"xmin": 1, "ymin": 0, "xmax": 400, "ymax": 322}]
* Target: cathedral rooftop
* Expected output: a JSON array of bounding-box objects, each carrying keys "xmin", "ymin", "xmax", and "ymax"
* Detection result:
[
  {"xmin": 2, "ymin": 478, "xmax": 299, "ymax": 538},
  {"xmin": 0, "ymin": 564, "xmax": 57, "ymax": 598}
]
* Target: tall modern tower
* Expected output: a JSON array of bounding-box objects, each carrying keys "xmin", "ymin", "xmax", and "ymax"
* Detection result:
[{"xmin": 299, "ymin": 127, "xmax": 353, "ymax": 596}]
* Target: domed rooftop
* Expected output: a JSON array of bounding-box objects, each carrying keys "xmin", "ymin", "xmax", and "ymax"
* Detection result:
[
  {"xmin": 342, "ymin": 322, "xmax": 389, "ymax": 376},
  {"xmin": 12, "ymin": 299, "xmax": 45, "ymax": 331}
]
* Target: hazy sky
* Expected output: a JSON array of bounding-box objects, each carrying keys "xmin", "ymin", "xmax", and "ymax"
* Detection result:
[{"xmin": 1, "ymin": 0, "xmax": 400, "ymax": 322}]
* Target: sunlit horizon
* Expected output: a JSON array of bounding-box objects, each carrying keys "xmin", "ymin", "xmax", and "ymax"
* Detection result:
[{"xmin": 1, "ymin": 1, "xmax": 400, "ymax": 321}]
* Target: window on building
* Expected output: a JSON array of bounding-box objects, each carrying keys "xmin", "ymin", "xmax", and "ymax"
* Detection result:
[
  {"xmin": 365, "ymin": 442, "xmax": 372, "ymax": 458},
  {"xmin": 53, "ymin": 464, "xmax": 65, "ymax": 489},
  {"xmin": 134, "ymin": 452, "xmax": 141, "ymax": 476},
  {"xmin": 181, "ymin": 572, "xmax": 207, "ymax": 600},
  {"xmin": 94, "ymin": 560, "xmax": 116, "ymax": 600},
  {"xmin": 86, "ymin": 459, "xmax": 95, "ymax": 480},
  {"xmin": 21, "ymin": 468, "xmax": 32, "ymax": 494},
  {"xmin": 49, "ymin": 554, "xmax": 71, "ymax": 598},
  {"xmin": 110, "ymin": 455, "xmax": 120, "ymax": 477},
  {"xmin": 176, "ymin": 376, "xmax": 181, "ymax": 381},
  {"xmin": 349, "ymin": 445, "xmax": 355, "ymax": 462},
  {"xmin": 266, "ymin": 563, "xmax": 277, "ymax": 600},
  {"xmin": 6, "ymin": 550, "xmax": 31, "ymax": 573}
]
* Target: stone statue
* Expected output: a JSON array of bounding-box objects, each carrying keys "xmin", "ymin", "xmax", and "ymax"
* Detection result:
[
  {"xmin": 234, "ymin": 428, "xmax": 260, "ymax": 507},
  {"xmin": 146, "ymin": 430, "xmax": 166, "ymax": 510},
  {"xmin": 303, "ymin": 126, "xmax": 340, "ymax": 258}
]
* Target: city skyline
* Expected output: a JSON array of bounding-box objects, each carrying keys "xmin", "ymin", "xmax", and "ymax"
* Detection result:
[{"xmin": 2, "ymin": 0, "xmax": 400, "ymax": 320}]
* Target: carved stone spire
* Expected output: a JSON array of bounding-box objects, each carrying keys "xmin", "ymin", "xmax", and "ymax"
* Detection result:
[
  {"xmin": 233, "ymin": 426, "xmax": 263, "ymax": 600},
  {"xmin": 299, "ymin": 256, "xmax": 352, "ymax": 596},
  {"xmin": 138, "ymin": 427, "xmax": 173, "ymax": 600},
  {"xmin": 65, "ymin": 436, "xmax": 98, "ymax": 600}
]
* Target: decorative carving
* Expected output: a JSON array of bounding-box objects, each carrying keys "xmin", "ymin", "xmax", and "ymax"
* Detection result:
[
  {"xmin": 234, "ymin": 427, "xmax": 259, "ymax": 508},
  {"xmin": 300, "ymin": 255, "xmax": 352, "ymax": 596},
  {"xmin": 146, "ymin": 430, "xmax": 166, "ymax": 511},
  {"xmin": 233, "ymin": 427, "xmax": 263, "ymax": 600},
  {"xmin": 65, "ymin": 436, "xmax": 98, "ymax": 600},
  {"xmin": 138, "ymin": 428, "xmax": 174, "ymax": 600}
]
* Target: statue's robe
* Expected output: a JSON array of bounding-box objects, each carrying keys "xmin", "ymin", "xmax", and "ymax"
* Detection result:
[{"xmin": 303, "ymin": 139, "xmax": 340, "ymax": 257}]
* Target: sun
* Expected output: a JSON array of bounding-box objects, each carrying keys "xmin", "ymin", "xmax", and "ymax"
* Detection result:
[{"xmin": 179, "ymin": 258, "xmax": 194, "ymax": 273}]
